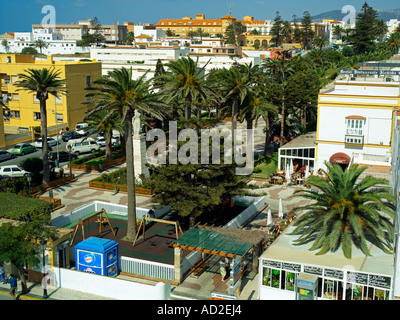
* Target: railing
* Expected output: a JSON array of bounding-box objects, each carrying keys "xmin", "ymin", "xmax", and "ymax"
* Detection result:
[
  {"xmin": 119, "ymin": 256, "xmax": 175, "ymax": 282},
  {"xmin": 89, "ymin": 180, "xmax": 152, "ymax": 195}
]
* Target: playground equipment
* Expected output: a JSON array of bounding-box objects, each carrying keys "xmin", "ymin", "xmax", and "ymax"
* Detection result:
[
  {"xmin": 133, "ymin": 216, "xmax": 184, "ymax": 247},
  {"xmin": 70, "ymin": 209, "xmax": 116, "ymax": 246}
]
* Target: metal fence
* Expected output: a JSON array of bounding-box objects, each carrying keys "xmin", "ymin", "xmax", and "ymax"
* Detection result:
[{"xmin": 119, "ymin": 256, "xmax": 175, "ymax": 282}]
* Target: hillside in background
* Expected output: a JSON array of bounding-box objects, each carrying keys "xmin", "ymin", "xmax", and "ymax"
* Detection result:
[{"xmin": 311, "ymin": 8, "xmax": 400, "ymax": 22}]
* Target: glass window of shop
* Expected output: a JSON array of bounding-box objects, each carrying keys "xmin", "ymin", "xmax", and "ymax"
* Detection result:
[
  {"xmin": 261, "ymin": 259, "xmax": 392, "ymax": 300},
  {"xmin": 262, "ymin": 261, "xmax": 301, "ymax": 292}
]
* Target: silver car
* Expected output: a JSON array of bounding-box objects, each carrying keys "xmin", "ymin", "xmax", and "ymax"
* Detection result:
[
  {"xmin": 0, "ymin": 150, "xmax": 16, "ymax": 162},
  {"xmin": 0, "ymin": 165, "xmax": 29, "ymax": 178}
]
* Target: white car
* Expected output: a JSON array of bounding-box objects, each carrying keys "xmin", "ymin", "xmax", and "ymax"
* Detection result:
[
  {"xmin": 75, "ymin": 123, "xmax": 89, "ymax": 135},
  {"xmin": 35, "ymin": 137, "xmax": 57, "ymax": 148},
  {"xmin": 0, "ymin": 165, "xmax": 29, "ymax": 178},
  {"xmin": 96, "ymin": 136, "xmax": 118, "ymax": 147}
]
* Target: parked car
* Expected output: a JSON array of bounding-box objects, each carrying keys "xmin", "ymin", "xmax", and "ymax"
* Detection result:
[
  {"xmin": 0, "ymin": 150, "xmax": 16, "ymax": 161},
  {"xmin": 96, "ymin": 136, "xmax": 118, "ymax": 147},
  {"xmin": 49, "ymin": 151, "xmax": 77, "ymax": 162},
  {"xmin": 62, "ymin": 131, "xmax": 81, "ymax": 142},
  {"xmin": 0, "ymin": 165, "xmax": 29, "ymax": 178},
  {"xmin": 11, "ymin": 143, "xmax": 36, "ymax": 156},
  {"xmin": 35, "ymin": 137, "xmax": 57, "ymax": 148},
  {"xmin": 66, "ymin": 138, "xmax": 100, "ymax": 155}
]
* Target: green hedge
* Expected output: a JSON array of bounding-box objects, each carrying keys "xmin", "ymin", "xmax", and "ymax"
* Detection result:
[
  {"xmin": 0, "ymin": 193, "xmax": 53, "ymax": 221},
  {"xmin": 94, "ymin": 167, "xmax": 152, "ymax": 189}
]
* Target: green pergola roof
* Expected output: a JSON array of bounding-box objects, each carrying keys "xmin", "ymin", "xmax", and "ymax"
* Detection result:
[{"xmin": 173, "ymin": 228, "xmax": 253, "ymax": 257}]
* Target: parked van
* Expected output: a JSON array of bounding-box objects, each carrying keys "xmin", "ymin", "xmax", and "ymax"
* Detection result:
[
  {"xmin": 75, "ymin": 123, "xmax": 89, "ymax": 135},
  {"xmin": 66, "ymin": 137, "xmax": 100, "ymax": 155}
]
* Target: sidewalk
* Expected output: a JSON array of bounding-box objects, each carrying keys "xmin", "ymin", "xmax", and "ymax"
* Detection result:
[{"xmin": 0, "ymin": 279, "xmax": 115, "ymax": 300}]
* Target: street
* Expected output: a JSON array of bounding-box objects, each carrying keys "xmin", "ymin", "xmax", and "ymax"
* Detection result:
[{"xmin": 0, "ymin": 134, "xmax": 105, "ymax": 169}]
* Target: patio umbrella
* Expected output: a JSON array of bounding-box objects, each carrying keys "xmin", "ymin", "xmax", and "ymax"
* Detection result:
[
  {"xmin": 278, "ymin": 198, "xmax": 283, "ymax": 218},
  {"xmin": 267, "ymin": 206, "xmax": 272, "ymax": 225},
  {"xmin": 289, "ymin": 159, "xmax": 294, "ymax": 175}
]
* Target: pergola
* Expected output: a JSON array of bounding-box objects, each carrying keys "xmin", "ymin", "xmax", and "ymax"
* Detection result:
[{"xmin": 172, "ymin": 227, "xmax": 253, "ymax": 258}]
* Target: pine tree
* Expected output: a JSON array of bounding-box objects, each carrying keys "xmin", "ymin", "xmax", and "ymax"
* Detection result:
[
  {"xmin": 350, "ymin": 2, "xmax": 378, "ymax": 54},
  {"xmin": 270, "ymin": 11, "xmax": 283, "ymax": 47},
  {"xmin": 301, "ymin": 11, "xmax": 314, "ymax": 50}
]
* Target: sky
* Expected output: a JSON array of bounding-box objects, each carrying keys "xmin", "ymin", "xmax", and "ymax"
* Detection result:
[{"xmin": 0, "ymin": 0, "xmax": 399, "ymax": 34}]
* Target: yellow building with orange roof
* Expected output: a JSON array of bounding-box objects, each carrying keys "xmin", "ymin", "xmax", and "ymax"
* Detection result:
[{"xmin": 155, "ymin": 13, "xmax": 270, "ymax": 37}]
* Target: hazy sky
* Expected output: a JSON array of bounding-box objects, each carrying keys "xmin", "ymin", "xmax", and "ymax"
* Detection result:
[{"xmin": 0, "ymin": 0, "xmax": 399, "ymax": 34}]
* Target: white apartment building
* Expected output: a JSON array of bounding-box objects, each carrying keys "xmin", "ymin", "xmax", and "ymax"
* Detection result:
[
  {"xmin": 315, "ymin": 70, "xmax": 400, "ymax": 174},
  {"xmin": 133, "ymin": 24, "xmax": 166, "ymax": 41},
  {"xmin": 90, "ymin": 46, "xmax": 189, "ymax": 80},
  {"xmin": 387, "ymin": 19, "xmax": 400, "ymax": 35}
]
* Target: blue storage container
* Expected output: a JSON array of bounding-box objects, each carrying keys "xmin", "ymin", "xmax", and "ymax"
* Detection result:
[{"xmin": 75, "ymin": 237, "xmax": 119, "ymax": 277}]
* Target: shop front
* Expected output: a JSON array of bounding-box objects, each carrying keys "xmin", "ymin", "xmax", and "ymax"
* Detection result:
[
  {"xmin": 258, "ymin": 224, "xmax": 393, "ymax": 300},
  {"xmin": 259, "ymin": 258, "xmax": 392, "ymax": 300}
]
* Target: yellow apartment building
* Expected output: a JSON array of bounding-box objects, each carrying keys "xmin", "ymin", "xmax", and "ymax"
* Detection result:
[
  {"xmin": 0, "ymin": 54, "xmax": 101, "ymax": 134},
  {"xmin": 155, "ymin": 14, "xmax": 268, "ymax": 37}
]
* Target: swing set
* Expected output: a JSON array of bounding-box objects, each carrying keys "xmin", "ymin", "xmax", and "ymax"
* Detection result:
[{"xmin": 70, "ymin": 209, "xmax": 116, "ymax": 246}]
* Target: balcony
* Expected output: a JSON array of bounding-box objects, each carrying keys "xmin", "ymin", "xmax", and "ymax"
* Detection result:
[{"xmin": 345, "ymin": 134, "xmax": 364, "ymax": 145}]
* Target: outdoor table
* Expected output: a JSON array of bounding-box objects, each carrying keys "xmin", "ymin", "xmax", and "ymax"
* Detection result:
[{"xmin": 296, "ymin": 178, "xmax": 304, "ymax": 185}]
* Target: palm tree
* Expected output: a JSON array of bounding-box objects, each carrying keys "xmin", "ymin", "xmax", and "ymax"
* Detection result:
[
  {"xmin": 211, "ymin": 64, "xmax": 253, "ymax": 142},
  {"xmin": 333, "ymin": 25, "xmax": 343, "ymax": 41},
  {"xmin": 124, "ymin": 31, "xmax": 135, "ymax": 45},
  {"xmin": 313, "ymin": 37, "xmax": 327, "ymax": 51},
  {"xmin": 84, "ymin": 108, "xmax": 121, "ymax": 162},
  {"xmin": 289, "ymin": 162, "xmax": 395, "ymax": 259},
  {"xmin": 263, "ymin": 51, "xmax": 293, "ymax": 146},
  {"xmin": 1, "ymin": 39, "xmax": 10, "ymax": 53},
  {"xmin": 375, "ymin": 19, "xmax": 388, "ymax": 42},
  {"xmin": 15, "ymin": 67, "xmax": 67, "ymax": 183},
  {"xmin": 282, "ymin": 21, "xmax": 292, "ymax": 43},
  {"xmin": 386, "ymin": 32, "xmax": 400, "ymax": 54},
  {"xmin": 156, "ymin": 56, "xmax": 216, "ymax": 120},
  {"xmin": 84, "ymin": 67, "xmax": 166, "ymax": 240},
  {"xmin": 34, "ymin": 39, "xmax": 48, "ymax": 54}
]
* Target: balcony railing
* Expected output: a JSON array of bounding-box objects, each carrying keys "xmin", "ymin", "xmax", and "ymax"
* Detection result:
[
  {"xmin": 345, "ymin": 134, "xmax": 364, "ymax": 145},
  {"xmin": 346, "ymin": 128, "xmax": 363, "ymax": 136}
]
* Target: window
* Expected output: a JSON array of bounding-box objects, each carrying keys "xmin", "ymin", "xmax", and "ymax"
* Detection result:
[
  {"xmin": 56, "ymin": 113, "xmax": 63, "ymax": 122},
  {"xmin": 11, "ymin": 75, "xmax": 18, "ymax": 84},
  {"xmin": 34, "ymin": 95, "xmax": 40, "ymax": 103},
  {"xmin": 55, "ymin": 96, "xmax": 62, "ymax": 104},
  {"xmin": 13, "ymin": 111, "xmax": 20, "ymax": 119},
  {"xmin": 86, "ymin": 76, "xmax": 91, "ymax": 87},
  {"xmin": 346, "ymin": 118, "xmax": 364, "ymax": 136},
  {"xmin": 34, "ymin": 112, "xmax": 41, "ymax": 120},
  {"xmin": 13, "ymin": 93, "xmax": 19, "ymax": 101}
]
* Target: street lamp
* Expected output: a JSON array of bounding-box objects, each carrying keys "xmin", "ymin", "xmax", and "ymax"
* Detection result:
[
  {"xmin": 40, "ymin": 239, "xmax": 48, "ymax": 299},
  {"xmin": 27, "ymin": 172, "xmax": 32, "ymax": 198},
  {"xmin": 67, "ymin": 144, "xmax": 72, "ymax": 176}
]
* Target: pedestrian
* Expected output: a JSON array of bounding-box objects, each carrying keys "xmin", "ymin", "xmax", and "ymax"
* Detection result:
[
  {"xmin": 0, "ymin": 263, "xmax": 6, "ymax": 284},
  {"xmin": 219, "ymin": 261, "xmax": 226, "ymax": 282},
  {"xmin": 8, "ymin": 274, "xmax": 17, "ymax": 300},
  {"xmin": 59, "ymin": 128, "xmax": 63, "ymax": 135}
]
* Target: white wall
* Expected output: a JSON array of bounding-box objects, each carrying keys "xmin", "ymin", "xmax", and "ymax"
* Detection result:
[
  {"xmin": 51, "ymin": 267, "xmax": 171, "ymax": 300},
  {"xmin": 317, "ymin": 105, "xmax": 392, "ymax": 145}
]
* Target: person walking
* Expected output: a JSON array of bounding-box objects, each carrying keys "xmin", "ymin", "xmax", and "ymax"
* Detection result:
[
  {"xmin": 8, "ymin": 274, "xmax": 17, "ymax": 300},
  {"xmin": 0, "ymin": 264, "xmax": 6, "ymax": 284}
]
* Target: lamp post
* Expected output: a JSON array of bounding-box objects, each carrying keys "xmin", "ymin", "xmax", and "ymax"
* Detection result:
[
  {"xmin": 67, "ymin": 144, "xmax": 72, "ymax": 176},
  {"xmin": 40, "ymin": 239, "xmax": 48, "ymax": 299},
  {"xmin": 27, "ymin": 172, "xmax": 32, "ymax": 198}
]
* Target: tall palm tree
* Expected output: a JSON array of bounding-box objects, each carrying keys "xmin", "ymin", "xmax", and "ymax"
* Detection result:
[
  {"xmin": 211, "ymin": 64, "xmax": 253, "ymax": 142},
  {"xmin": 282, "ymin": 21, "xmax": 292, "ymax": 43},
  {"xmin": 290, "ymin": 162, "xmax": 395, "ymax": 259},
  {"xmin": 15, "ymin": 67, "xmax": 67, "ymax": 183},
  {"xmin": 263, "ymin": 51, "xmax": 293, "ymax": 146},
  {"xmin": 84, "ymin": 108, "xmax": 121, "ymax": 162},
  {"xmin": 156, "ymin": 56, "xmax": 216, "ymax": 120},
  {"xmin": 84, "ymin": 67, "xmax": 166, "ymax": 240}
]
